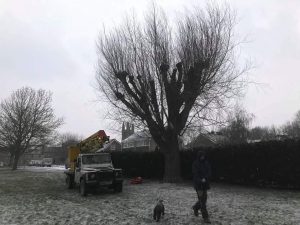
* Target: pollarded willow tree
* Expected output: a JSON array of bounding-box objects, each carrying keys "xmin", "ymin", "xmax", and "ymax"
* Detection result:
[
  {"xmin": 0, "ymin": 87, "xmax": 63, "ymax": 170},
  {"xmin": 96, "ymin": 4, "xmax": 248, "ymax": 182}
]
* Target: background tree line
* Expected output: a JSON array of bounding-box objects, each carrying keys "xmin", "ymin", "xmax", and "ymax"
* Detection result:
[{"xmin": 185, "ymin": 105, "xmax": 300, "ymax": 146}]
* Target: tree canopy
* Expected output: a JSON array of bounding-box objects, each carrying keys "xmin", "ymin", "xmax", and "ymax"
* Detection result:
[
  {"xmin": 0, "ymin": 87, "xmax": 63, "ymax": 169},
  {"xmin": 96, "ymin": 4, "xmax": 248, "ymax": 181}
]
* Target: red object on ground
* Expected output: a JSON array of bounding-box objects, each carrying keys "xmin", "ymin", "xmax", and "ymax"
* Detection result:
[{"xmin": 130, "ymin": 176, "xmax": 143, "ymax": 184}]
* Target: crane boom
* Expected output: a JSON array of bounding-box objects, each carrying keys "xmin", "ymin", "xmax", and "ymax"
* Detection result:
[{"xmin": 67, "ymin": 130, "xmax": 109, "ymax": 171}]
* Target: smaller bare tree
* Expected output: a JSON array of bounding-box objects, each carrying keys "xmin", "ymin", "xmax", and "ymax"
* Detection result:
[
  {"xmin": 282, "ymin": 110, "xmax": 300, "ymax": 139},
  {"xmin": 58, "ymin": 132, "xmax": 82, "ymax": 148},
  {"xmin": 221, "ymin": 106, "xmax": 254, "ymax": 144},
  {"xmin": 0, "ymin": 87, "xmax": 63, "ymax": 170}
]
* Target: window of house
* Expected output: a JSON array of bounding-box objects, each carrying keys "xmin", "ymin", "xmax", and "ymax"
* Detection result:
[
  {"xmin": 144, "ymin": 140, "xmax": 149, "ymax": 146},
  {"xmin": 110, "ymin": 144, "xmax": 116, "ymax": 150},
  {"xmin": 123, "ymin": 141, "xmax": 135, "ymax": 148},
  {"xmin": 136, "ymin": 140, "xmax": 142, "ymax": 147},
  {"xmin": 129, "ymin": 142, "xmax": 134, "ymax": 147}
]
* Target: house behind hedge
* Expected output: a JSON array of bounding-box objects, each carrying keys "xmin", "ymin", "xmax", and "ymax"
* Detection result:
[
  {"xmin": 121, "ymin": 130, "xmax": 157, "ymax": 152},
  {"xmin": 97, "ymin": 139, "xmax": 121, "ymax": 152},
  {"xmin": 186, "ymin": 132, "xmax": 227, "ymax": 149}
]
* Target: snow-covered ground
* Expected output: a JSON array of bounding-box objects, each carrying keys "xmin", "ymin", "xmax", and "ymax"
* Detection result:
[{"xmin": 0, "ymin": 167, "xmax": 299, "ymax": 225}]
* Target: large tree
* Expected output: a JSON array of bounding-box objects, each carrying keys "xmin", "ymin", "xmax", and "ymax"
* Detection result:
[
  {"xmin": 96, "ymin": 4, "xmax": 248, "ymax": 182},
  {"xmin": 0, "ymin": 87, "xmax": 63, "ymax": 170}
]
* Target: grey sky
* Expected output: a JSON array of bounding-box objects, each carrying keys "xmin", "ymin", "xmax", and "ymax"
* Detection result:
[{"xmin": 0, "ymin": 0, "xmax": 299, "ymax": 140}]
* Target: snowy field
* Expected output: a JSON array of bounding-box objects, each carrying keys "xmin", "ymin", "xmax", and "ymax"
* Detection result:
[{"xmin": 0, "ymin": 167, "xmax": 300, "ymax": 225}]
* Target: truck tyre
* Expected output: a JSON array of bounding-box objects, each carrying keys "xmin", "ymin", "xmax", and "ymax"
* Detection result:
[
  {"xmin": 66, "ymin": 175, "xmax": 74, "ymax": 189},
  {"xmin": 80, "ymin": 179, "xmax": 87, "ymax": 196},
  {"xmin": 113, "ymin": 183, "xmax": 123, "ymax": 193}
]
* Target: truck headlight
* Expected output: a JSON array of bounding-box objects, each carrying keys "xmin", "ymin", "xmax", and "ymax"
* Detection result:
[
  {"xmin": 115, "ymin": 171, "xmax": 122, "ymax": 177},
  {"xmin": 88, "ymin": 173, "xmax": 96, "ymax": 180}
]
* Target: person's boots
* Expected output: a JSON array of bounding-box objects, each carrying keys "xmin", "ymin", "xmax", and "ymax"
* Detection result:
[
  {"xmin": 203, "ymin": 218, "xmax": 211, "ymax": 224},
  {"xmin": 192, "ymin": 205, "xmax": 199, "ymax": 216},
  {"xmin": 192, "ymin": 204, "xmax": 199, "ymax": 217}
]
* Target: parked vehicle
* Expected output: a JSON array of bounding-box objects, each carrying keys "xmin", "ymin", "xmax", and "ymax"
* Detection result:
[
  {"xmin": 42, "ymin": 158, "xmax": 53, "ymax": 167},
  {"xmin": 29, "ymin": 160, "xmax": 43, "ymax": 166},
  {"xmin": 64, "ymin": 130, "xmax": 123, "ymax": 196}
]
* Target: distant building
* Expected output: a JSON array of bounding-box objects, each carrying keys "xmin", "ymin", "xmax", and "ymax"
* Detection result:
[
  {"xmin": 0, "ymin": 148, "xmax": 10, "ymax": 166},
  {"xmin": 120, "ymin": 123, "xmax": 189, "ymax": 151},
  {"xmin": 122, "ymin": 122, "xmax": 134, "ymax": 140},
  {"xmin": 121, "ymin": 130, "xmax": 157, "ymax": 152},
  {"xmin": 21, "ymin": 146, "xmax": 66, "ymax": 165},
  {"xmin": 275, "ymin": 134, "xmax": 289, "ymax": 141},
  {"xmin": 247, "ymin": 134, "xmax": 290, "ymax": 143},
  {"xmin": 186, "ymin": 132, "xmax": 227, "ymax": 149},
  {"xmin": 0, "ymin": 145, "xmax": 68, "ymax": 166},
  {"xmin": 43, "ymin": 146, "xmax": 67, "ymax": 164},
  {"xmin": 22, "ymin": 148, "xmax": 44, "ymax": 164},
  {"xmin": 247, "ymin": 139, "xmax": 262, "ymax": 144}
]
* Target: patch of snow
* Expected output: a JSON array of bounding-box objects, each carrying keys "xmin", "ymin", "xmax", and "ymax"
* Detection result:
[
  {"xmin": 22, "ymin": 165, "xmax": 66, "ymax": 172},
  {"xmin": 0, "ymin": 169, "xmax": 299, "ymax": 225}
]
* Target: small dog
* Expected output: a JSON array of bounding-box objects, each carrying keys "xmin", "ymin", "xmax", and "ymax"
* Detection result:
[{"xmin": 153, "ymin": 199, "xmax": 165, "ymax": 222}]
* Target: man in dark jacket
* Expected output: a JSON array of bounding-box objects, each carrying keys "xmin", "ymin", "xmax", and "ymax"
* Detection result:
[{"xmin": 192, "ymin": 151, "xmax": 212, "ymax": 223}]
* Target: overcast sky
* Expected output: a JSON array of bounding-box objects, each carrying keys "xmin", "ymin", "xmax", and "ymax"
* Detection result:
[{"xmin": 0, "ymin": 0, "xmax": 299, "ymax": 140}]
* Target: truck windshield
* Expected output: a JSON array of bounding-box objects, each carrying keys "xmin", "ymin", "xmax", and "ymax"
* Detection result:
[{"xmin": 82, "ymin": 154, "xmax": 111, "ymax": 164}]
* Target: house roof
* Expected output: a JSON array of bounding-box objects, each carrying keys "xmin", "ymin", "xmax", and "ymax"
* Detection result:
[
  {"xmin": 96, "ymin": 139, "xmax": 120, "ymax": 152},
  {"xmin": 205, "ymin": 133, "xmax": 227, "ymax": 144},
  {"xmin": 188, "ymin": 133, "xmax": 227, "ymax": 148},
  {"xmin": 121, "ymin": 130, "xmax": 151, "ymax": 143}
]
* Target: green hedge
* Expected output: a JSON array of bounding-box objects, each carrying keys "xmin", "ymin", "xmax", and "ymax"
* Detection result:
[
  {"xmin": 111, "ymin": 139, "xmax": 300, "ymax": 188},
  {"xmin": 111, "ymin": 151, "xmax": 164, "ymax": 179},
  {"xmin": 204, "ymin": 139, "xmax": 300, "ymax": 188}
]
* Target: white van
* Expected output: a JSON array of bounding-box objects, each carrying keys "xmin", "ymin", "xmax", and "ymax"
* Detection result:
[{"xmin": 42, "ymin": 158, "xmax": 53, "ymax": 167}]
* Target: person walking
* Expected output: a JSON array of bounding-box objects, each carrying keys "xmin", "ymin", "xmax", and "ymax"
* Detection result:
[{"xmin": 192, "ymin": 151, "xmax": 212, "ymax": 223}]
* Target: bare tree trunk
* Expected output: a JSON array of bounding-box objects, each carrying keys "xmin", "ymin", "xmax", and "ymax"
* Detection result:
[
  {"xmin": 12, "ymin": 152, "xmax": 20, "ymax": 170},
  {"xmin": 8, "ymin": 153, "xmax": 14, "ymax": 167},
  {"xmin": 163, "ymin": 137, "xmax": 182, "ymax": 183}
]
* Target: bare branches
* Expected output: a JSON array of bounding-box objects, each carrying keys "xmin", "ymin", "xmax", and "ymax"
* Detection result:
[
  {"xmin": 95, "ymin": 3, "xmax": 250, "ymax": 181},
  {"xmin": 0, "ymin": 87, "xmax": 63, "ymax": 169},
  {"xmin": 58, "ymin": 132, "xmax": 83, "ymax": 147},
  {"xmin": 96, "ymin": 3, "xmax": 248, "ymax": 147},
  {"xmin": 220, "ymin": 105, "xmax": 255, "ymax": 144},
  {"xmin": 281, "ymin": 110, "xmax": 300, "ymax": 139}
]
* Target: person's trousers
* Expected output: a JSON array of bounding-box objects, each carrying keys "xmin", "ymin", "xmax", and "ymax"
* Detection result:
[{"xmin": 193, "ymin": 189, "xmax": 209, "ymax": 219}]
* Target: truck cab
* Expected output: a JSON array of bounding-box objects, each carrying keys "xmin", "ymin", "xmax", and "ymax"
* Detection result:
[{"xmin": 65, "ymin": 152, "xmax": 123, "ymax": 196}]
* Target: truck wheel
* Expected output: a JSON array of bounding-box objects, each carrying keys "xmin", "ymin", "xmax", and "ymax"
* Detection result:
[
  {"xmin": 80, "ymin": 179, "xmax": 87, "ymax": 196},
  {"xmin": 114, "ymin": 183, "xmax": 123, "ymax": 193},
  {"xmin": 66, "ymin": 175, "xmax": 74, "ymax": 189}
]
